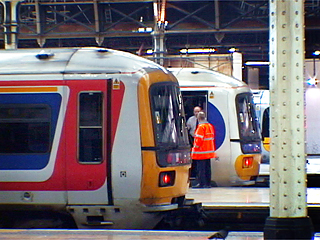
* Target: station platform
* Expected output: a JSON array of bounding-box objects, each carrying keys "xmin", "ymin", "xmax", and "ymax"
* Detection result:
[
  {"xmin": 186, "ymin": 187, "xmax": 320, "ymax": 209},
  {"xmin": 1, "ymin": 188, "xmax": 320, "ymax": 239},
  {"xmin": 0, "ymin": 229, "xmax": 260, "ymax": 240},
  {"xmin": 258, "ymin": 158, "xmax": 320, "ymax": 176},
  {"xmin": 0, "ymin": 229, "xmax": 320, "ymax": 240},
  {"xmin": 257, "ymin": 156, "xmax": 320, "ymax": 187},
  {"xmin": 184, "ymin": 187, "xmax": 320, "ymax": 234}
]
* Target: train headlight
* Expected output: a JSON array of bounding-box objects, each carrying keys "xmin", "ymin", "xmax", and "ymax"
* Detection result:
[
  {"xmin": 159, "ymin": 171, "xmax": 175, "ymax": 187},
  {"xmin": 243, "ymin": 157, "xmax": 253, "ymax": 168}
]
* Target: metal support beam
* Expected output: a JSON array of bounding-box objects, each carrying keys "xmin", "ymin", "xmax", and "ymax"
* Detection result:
[
  {"xmin": 214, "ymin": 0, "xmax": 220, "ymax": 29},
  {"xmin": 152, "ymin": 0, "xmax": 166, "ymax": 65},
  {"xmin": 223, "ymin": 2, "xmax": 268, "ymax": 29},
  {"xmin": 1, "ymin": 0, "xmax": 20, "ymax": 49},
  {"xmin": 152, "ymin": 29, "xmax": 165, "ymax": 65},
  {"xmin": 104, "ymin": 6, "xmax": 147, "ymax": 31},
  {"xmin": 166, "ymin": 3, "xmax": 214, "ymax": 29},
  {"xmin": 93, "ymin": 0, "xmax": 104, "ymax": 45},
  {"xmin": 264, "ymin": 0, "xmax": 313, "ymax": 238},
  {"xmin": 35, "ymin": 0, "xmax": 46, "ymax": 47},
  {"xmin": 44, "ymin": 5, "xmax": 94, "ymax": 33}
]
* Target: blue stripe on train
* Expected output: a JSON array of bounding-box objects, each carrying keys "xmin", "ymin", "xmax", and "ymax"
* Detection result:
[
  {"xmin": 0, "ymin": 93, "xmax": 61, "ymax": 170},
  {"xmin": 207, "ymin": 102, "xmax": 226, "ymax": 150}
]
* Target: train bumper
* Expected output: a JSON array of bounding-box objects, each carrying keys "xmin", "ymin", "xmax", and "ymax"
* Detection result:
[
  {"xmin": 143, "ymin": 198, "xmax": 194, "ymax": 212},
  {"xmin": 143, "ymin": 203, "xmax": 179, "ymax": 212}
]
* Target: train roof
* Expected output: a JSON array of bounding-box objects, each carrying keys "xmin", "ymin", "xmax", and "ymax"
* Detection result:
[
  {"xmin": 169, "ymin": 67, "xmax": 247, "ymax": 88},
  {"xmin": 0, "ymin": 47, "xmax": 168, "ymax": 76}
]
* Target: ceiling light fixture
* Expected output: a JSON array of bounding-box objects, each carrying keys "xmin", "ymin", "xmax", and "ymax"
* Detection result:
[
  {"xmin": 180, "ymin": 48, "xmax": 215, "ymax": 54},
  {"xmin": 313, "ymin": 50, "xmax": 320, "ymax": 56},
  {"xmin": 245, "ymin": 61, "xmax": 270, "ymax": 66}
]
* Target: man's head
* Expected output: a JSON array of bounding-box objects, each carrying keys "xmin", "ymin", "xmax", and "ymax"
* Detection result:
[
  {"xmin": 197, "ymin": 111, "xmax": 206, "ymax": 121},
  {"xmin": 193, "ymin": 106, "xmax": 201, "ymax": 117}
]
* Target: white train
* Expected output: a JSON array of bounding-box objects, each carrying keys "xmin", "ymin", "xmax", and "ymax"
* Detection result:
[
  {"xmin": 170, "ymin": 68, "xmax": 262, "ymax": 187},
  {"xmin": 0, "ymin": 47, "xmax": 192, "ymax": 229},
  {"xmin": 253, "ymin": 88, "xmax": 320, "ymax": 165},
  {"xmin": 252, "ymin": 90, "xmax": 270, "ymax": 163}
]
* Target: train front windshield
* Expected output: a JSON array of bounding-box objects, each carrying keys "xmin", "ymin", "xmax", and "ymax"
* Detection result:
[
  {"xmin": 150, "ymin": 82, "xmax": 191, "ymax": 167},
  {"xmin": 236, "ymin": 93, "xmax": 261, "ymax": 154}
]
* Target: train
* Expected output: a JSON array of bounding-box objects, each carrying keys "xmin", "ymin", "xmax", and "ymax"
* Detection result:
[
  {"xmin": 253, "ymin": 88, "xmax": 320, "ymax": 161},
  {"xmin": 253, "ymin": 58, "xmax": 320, "ymax": 162},
  {"xmin": 252, "ymin": 90, "xmax": 270, "ymax": 163},
  {"xmin": 0, "ymin": 47, "xmax": 192, "ymax": 229},
  {"xmin": 169, "ymin": 68, "xmax": 262, "ymax": 187}
]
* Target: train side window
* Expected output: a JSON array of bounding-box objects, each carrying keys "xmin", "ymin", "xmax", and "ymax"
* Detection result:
[
  {"xmin": 0, "ymin": 104, "xmax": 51, "ymax": 153},
  {"xmin": 79, "ymin": 92, "xmax": 103, "ymax": 163}
]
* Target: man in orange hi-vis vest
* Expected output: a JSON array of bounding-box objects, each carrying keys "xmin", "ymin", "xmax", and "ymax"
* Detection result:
[{"xmin": 191, "ymin": 111, "xmax": 217, "ymax": 188}]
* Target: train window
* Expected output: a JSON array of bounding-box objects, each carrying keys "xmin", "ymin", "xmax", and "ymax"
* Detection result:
[
  {"xmin": 236, "ymin": 93, "xmax": 261, "ymax": 153},
  {"xmin": 150, "ymin": 84, "xmax": 186, "ymax": 145},
  {"xmin": 79, "ymin": 92, "xmax": 103, "ymax": 163},
  {"xmin": 150, "ymin": 83, "xmax": 191, "ymax": 167},
  {"xmin": 0, "ymin": 104, "xmax": 51, "ymax": 153}
]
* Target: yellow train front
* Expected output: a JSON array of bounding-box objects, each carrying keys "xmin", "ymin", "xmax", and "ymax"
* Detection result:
[{"xmin": 0, "ymin": 47, "xmax": 191, "ymax": 229}]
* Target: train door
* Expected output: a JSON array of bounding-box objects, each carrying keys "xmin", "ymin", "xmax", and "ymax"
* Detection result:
[
  {"xmin": 182, "ymin": 90, "xmax": 227, "ymax": 151},
  {"xmin": 181, "ymin": 91, "xmax": 207, "ymax": 179},
  {"xmin": 181, "ymin": 91, "xmax": 207, "ymax": 121},
  {"xmin": 181, "ymin": 89, "xmax": 230, "ymax": 186},
  {"xmin": 65, "ymin": 79, "xmax": 110, "ymax": 205}
]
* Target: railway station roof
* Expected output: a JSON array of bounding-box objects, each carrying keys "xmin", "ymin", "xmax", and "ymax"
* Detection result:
[{"xmin": 0, "ymin": 1, "xmax": 319, "ymax": 62}]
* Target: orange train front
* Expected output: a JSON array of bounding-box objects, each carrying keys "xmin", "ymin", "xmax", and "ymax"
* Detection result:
[{"xmin": 0, "ymin": 48, "xmax": 191, "ymax": 229}]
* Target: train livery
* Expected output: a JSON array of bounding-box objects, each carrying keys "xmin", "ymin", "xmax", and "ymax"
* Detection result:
[
  {"xmin": 0, "ymin": 48, "xmax": 191, "ymax": 229},
  {"xmin": 170, "ymin": 68, "xmax": 262, "ymax": 186}
]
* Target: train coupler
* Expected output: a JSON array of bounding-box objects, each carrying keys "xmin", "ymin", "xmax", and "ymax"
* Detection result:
[{"xmin": 157, "ymin": 200, "xmax": 208, "ymax": 230}]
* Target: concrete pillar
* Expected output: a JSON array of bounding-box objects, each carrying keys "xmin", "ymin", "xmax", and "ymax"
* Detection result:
[{"xmin": 264, "ymin": 0, "xmax": 314, "ymax": 238}]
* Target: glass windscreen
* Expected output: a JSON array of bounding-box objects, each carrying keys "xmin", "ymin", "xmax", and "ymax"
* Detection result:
[
  {"xmin": 236, "ymin": 93, "xmax": 261, "ymax": 151},
  {"xmin": 150, "ymin": 82, "xmax": 191, "ymax": 166},
  {"xmin": 150, "ymin": 82, "xmax": 189, "ymax": 147}
]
